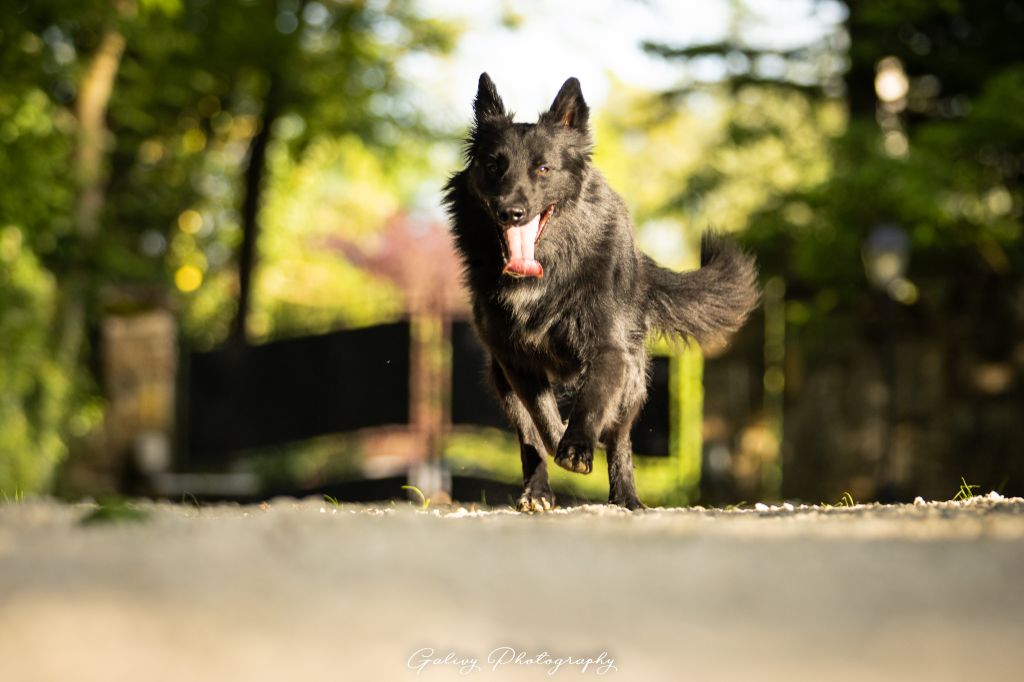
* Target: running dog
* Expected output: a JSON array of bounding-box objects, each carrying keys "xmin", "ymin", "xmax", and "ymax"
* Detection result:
[{"xmin": 444, "ymin": 73, "xmax": 759, "ymax": 510}]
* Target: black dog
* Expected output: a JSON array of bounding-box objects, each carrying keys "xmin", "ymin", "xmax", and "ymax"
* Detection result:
[{"xmin": 444, "ymin": 73, "xmax": 758, "ymax": 511}]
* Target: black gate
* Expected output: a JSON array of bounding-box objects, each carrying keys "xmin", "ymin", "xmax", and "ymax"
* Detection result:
[
  {"xmin": 450, "ymin": 320, "xmax": 670, "ymax": 456},
  {"xmin": 179, "ymin": 322, "xmax": 411, "ymax": 465}
]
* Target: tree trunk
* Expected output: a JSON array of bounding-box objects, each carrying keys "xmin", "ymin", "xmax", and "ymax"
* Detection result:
[
  {"xmin": 228, "ymin": 78, "xmax": 280, "ymax": 347},
  {"xmin": 843, "ymin": 3, "xmax": 877, "ymax": 119},
  {"xmin": 54, "ymin": 22, "xmax": 126, "ymax": 382}
]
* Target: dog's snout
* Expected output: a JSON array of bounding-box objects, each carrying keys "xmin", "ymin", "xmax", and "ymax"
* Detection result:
[{"xmin": 497, "ymin": 206, "xmax": 526, "ymax": 225}]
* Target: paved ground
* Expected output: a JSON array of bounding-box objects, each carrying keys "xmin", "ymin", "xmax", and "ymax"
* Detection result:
[{"xmin": 1, "ymin": 495, "xmax": 1023, "ymax": 681}]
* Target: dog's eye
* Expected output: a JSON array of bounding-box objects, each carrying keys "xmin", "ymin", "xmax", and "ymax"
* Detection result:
[
  {"xmin": 484, "ymin": 160, "xmax": 500, "ymax": 175},
  {"xmin": 536, "ymin": 165, "xmax": 551, "ymax": 175}
]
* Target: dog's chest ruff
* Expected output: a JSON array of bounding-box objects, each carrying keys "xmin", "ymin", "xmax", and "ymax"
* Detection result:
[
  {"xmin": 498, "ymin": 281, "xmax": 547, "ymax": 319},
  {"xmin": 495, "ymin": 282, "xmax": 560, "ymax": 352}
]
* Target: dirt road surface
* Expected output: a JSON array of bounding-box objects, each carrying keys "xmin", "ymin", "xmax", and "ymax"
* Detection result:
[{"xmin": 1, "ymin": 495, "xmax": 1022, "ymax": 681}]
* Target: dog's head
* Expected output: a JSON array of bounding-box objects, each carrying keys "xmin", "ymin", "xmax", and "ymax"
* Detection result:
[{"xmin": 464, "ymin": 73, "xmax": 592, "ymax": 279}]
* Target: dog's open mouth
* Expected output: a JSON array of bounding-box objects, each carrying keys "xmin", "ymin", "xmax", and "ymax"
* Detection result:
[{"xmin": 501, "ymin": 204, "xmax": 555, "ymax": 279}]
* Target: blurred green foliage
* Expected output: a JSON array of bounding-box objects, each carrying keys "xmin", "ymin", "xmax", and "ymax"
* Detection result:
[
  {"xmin": 595, "ymin": 81, "xmax": 843, "ymax": 259},
  {"xmin": 648, "ymin": 1, "xmax": 1023, "ymax": 344},
  {"xmin": 0, "ymin": 225, "xmax": 72, "ymax": 493},
  {"xmin": 0, "ymin": 0, "xmax": 455, "ymax": 493}
]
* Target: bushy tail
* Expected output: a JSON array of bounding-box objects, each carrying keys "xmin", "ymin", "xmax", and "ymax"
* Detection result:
[{"xmin": 643, "ymin": 232, "xmax": 760, "ymax": 345}]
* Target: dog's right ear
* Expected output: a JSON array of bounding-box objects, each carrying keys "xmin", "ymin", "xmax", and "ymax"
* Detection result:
[{"xmin": 474, "ymin": 73, "xmax": 508, "ymax": 123}]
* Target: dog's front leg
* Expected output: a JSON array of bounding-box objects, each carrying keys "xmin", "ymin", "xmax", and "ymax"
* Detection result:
[
  {"xmin": 490, "ymin": 358, "xmax": 564, "ymax": 512},
  {"xmin": 554, "ymin": 346, "xmax": 628, "ymax": 475}
]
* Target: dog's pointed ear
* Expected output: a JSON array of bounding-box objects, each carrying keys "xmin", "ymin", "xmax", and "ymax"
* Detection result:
[
  {"xmin": 474, "ymin": 73, "xmax": 507, "ymax": 123},
  {"xmin": 543, "ymin": 77, "xmax": 589, "ymax": 130}
]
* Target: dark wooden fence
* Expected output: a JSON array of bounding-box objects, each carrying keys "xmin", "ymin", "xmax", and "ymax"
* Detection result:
[
  {"xmin": 178, "ymin": 321, "xmax": 411, "ymax": 466},
  {"xmin": 176, "ymin": 318, "xmax": 672, "ymax": 470}
]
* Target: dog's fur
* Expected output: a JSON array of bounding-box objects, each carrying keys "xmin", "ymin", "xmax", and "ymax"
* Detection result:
[{"xmin": 444, "ymin": 74, "xmax": 759, "ymax": 510}]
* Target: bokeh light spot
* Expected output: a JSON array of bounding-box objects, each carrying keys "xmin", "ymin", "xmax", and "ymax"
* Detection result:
[
  {"xmin": 178, "ymin": 209, "xmax": 203, "ymax": 234},
  {"xmin": 175, "ymin": 264, "xmax": 203, "ymax": 293}
]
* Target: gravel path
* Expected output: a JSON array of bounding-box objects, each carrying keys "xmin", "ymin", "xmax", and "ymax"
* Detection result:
[{"xmin": 1, "ymin": 495, "xmax": 1023, "ymax": 681}]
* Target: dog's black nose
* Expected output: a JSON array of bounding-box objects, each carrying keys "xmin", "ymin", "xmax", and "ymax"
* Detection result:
[{"xmin": 497, "ymin": 206, "xmax": 526, "ymax": 224}]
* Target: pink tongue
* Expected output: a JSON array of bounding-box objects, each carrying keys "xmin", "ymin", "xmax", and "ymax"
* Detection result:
[{"xmin": 502, "ymin": 214, "xmax": 543, "ymax": 278}]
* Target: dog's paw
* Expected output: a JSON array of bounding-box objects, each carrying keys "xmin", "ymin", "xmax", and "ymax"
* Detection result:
[
  {"xmin": 610, "ymin": 495, "xmax": 647, "ymax": 511},
  {"xmin": 554, "ymin": 438, "xmax": 593, "ymax": 475},
  {"xmin": 516, "ymin": 488, "xmax": 555, "ymax": 513}
]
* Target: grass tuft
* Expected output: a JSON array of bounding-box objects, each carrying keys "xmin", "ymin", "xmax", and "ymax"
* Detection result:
[
  {"xmin": 0, "ymin": 489, "xmax": 25, "ymax": 504},
  {"xmin": 952, "ymin": 476, "xmax": 980, "ymax": 501},
  {"xmin": 401, "ymin": 485, "xmax": 431, "ymax": 510},
  {"xmin": 834, "ymin": 492, "xmax": 856, "ymax": 508}
]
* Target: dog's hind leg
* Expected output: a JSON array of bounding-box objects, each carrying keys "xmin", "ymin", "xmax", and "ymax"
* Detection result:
[
  {"xmin": 605, "ymin": 421, "xmax": 645, "ymax": 510},
  {"xmin": 605, "ymin": 361, "xmax": 647, "ymax": 510},
  {"xmin": 490, "ymin": 358, "xmax": 562, "ymax": 512}
]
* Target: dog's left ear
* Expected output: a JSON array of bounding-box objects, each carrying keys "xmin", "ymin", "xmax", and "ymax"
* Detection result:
[{"xmin": 542, "ymin": 77, "xmax": 589, "ymax": 131}]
